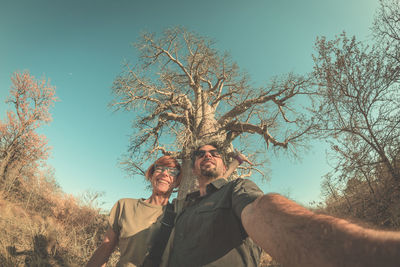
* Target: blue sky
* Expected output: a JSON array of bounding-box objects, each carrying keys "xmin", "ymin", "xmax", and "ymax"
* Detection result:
[{"xmin": 0, "ymin": 0, "xmax": 380, "ymax": 211}]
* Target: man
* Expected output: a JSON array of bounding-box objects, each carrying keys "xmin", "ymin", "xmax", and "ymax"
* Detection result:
[
  {"xmin": 166, "ymin": 142, "xmax": 263, "ymax": 266},
  {"xmin": 167, "ymin": 142, "xmax": 400, "ymax": 267}
]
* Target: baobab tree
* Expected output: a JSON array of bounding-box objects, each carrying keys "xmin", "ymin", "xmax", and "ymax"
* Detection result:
[
  {"xmin": 112, "ymin": 27, "xmax": 315, "ymax": 198},
  {"xmin": 0, "ymin": 72, "xmax": 57, "ymax": 189}
]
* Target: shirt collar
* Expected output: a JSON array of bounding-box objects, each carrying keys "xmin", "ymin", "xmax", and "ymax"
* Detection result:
[
  {"xmin": 209, "ymin": 177, "xmax": 228, "ymax": 189},
  {"xmin": 185, "ymin": 178, "xmax": 228, "ymax": 201}
]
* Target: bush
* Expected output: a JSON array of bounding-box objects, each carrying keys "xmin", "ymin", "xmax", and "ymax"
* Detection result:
[{"xmin": 0, "ymin": 169, "xmax": 119, "ymax": 266}]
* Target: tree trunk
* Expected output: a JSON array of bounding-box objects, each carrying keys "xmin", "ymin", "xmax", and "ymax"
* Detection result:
[
  {"xmin": 0, "ymin": 152, "xmax": 12, "ymax": 181},
  {"xmin": 177, "ymin": 158, "xmax": 198, "ymax": 200}
]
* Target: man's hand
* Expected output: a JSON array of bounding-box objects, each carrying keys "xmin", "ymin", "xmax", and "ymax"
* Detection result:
[{"xmin": 234, "ymin": 149, "xmax": 253, "ymax": 165}]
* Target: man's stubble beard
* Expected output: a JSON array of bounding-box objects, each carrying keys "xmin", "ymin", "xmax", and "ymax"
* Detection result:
[{"xmin": 200, "ymin": 168, "xmax": 219, "ymax": 179}]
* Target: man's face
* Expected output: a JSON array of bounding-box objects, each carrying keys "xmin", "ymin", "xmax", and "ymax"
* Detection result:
[{"xmin": 193, "ymin": 145, "xmax": 226, "ymax": 179}]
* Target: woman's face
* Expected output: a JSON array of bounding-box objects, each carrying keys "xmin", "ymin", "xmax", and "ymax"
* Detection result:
[{"xmin": 150, "ymin": 164, "xmax": 179, "ymax": 194}]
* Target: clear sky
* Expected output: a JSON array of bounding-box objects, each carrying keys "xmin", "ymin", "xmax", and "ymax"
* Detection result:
[{"xmin": 0, "ymin": 0, "xmax": 380, "ymax": 211}]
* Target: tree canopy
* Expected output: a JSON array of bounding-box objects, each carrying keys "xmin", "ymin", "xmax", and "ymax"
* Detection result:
[
  {"xmin": 112, "ymin": 27, "xmax": 315, "ymax": 197},
  {"xmin": 0, "ymin": 72, "xmax": 57, "ymax": 191}
]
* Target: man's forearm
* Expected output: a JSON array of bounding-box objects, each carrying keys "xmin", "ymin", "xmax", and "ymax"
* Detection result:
[{"xmin": 241, "ymin": 193, "xmax": 400, "ymax": 267}]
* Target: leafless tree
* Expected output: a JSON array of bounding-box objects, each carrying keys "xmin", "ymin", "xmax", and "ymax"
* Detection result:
[
  {"xmin": 112, "ymin": 27, "xmax": 315, "ymax": 198},
  {"xmin": 312, "ymin": 0, "xmax": 400, "ymax": 227},
  {"xmin": 313, "ymin": 34, "xmax": 400, "ymax": 181},
  {"xmin": 373, "ymin": 0, "xmax": 400, "ymax": 64}
]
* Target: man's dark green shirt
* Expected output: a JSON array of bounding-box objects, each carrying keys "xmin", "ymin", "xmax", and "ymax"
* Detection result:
[{"xmin": 168, "ymin": 178, "xmax": 263, "ymax": 267}]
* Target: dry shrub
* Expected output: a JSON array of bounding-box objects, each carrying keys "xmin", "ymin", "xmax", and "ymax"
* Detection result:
[
  {"xmin": 0, "ymin": 196, "xmax": 52, "ymax": 266},
  {"xmin": 0, "ymin": 168, "xmax": 120, "ymax": 266},
  {"xmin": 322, "ymin": 166, "xmax": 400, "ymax": 230},
  {"xmin": 0, "ymin": 167, "xmax": 57, "ymax": 218}
]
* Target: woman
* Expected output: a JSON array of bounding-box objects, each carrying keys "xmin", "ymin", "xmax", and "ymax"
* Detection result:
[{"xmin": 86, "ymin": 156, "xmax": 182, "ymax": 267}]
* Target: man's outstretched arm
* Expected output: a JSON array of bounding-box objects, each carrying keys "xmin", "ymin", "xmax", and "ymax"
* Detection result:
[{"xmin": 241, "ymin": 193, "xmax": 400, "ymax": 267}]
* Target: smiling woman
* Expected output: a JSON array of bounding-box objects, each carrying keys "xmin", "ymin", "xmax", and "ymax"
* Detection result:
[
  {"xmin": 86, "ymin": 156, "xmax": 181, "ymax": 267},
  {"xmin": 145, "ymin": 157, "xmax": 182, "ymax": 200}
]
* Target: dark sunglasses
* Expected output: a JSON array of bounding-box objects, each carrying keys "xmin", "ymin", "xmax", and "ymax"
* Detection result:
[{"xmin": 194, "ymin": 149, "xmax": 221, "ymax": 158}]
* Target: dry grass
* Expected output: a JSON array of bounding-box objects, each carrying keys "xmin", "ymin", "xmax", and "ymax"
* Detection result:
[
  {"xmin": 321, "ymin": 172, "xmax": 400, "ymax": 230},
  {"xmin": 0, "ymin": 172, "xmax": 119, "ymax": 266}
]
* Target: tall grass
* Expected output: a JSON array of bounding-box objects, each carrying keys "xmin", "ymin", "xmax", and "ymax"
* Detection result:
[{"xmin": 0, "ymin": 169, "xmax": 119, "ymax": 266}]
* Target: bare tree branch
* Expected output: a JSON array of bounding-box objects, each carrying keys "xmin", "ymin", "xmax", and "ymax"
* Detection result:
[{"xmin": 112, "ymin": 27, "xmax": 315, "ymax": 198}]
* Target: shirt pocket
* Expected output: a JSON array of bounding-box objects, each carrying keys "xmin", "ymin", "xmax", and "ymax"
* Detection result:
[
  {"xmin": 195, "ymin": 201, "xmax": 232, "ymax": 236},
  {"xmin": 191, "ymin": 202, "xmax": 244, "ymax": 261}
]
